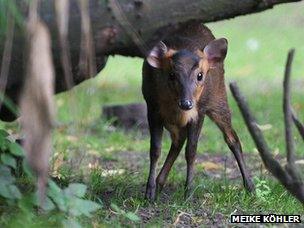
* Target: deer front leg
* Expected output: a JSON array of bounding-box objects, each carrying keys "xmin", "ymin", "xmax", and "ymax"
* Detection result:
[
  {"xmin": 145, "ymin": 107, "xmax": 163, "ymax": 201},
  {"xmin": 156, "ymin": 128, "xmax": 187, "ymax": 195},
  {"xmin": 207, "ymin": 108, "xmax": 255, "ymax": 192},
  {"xmin": 184, "ymin": 117, "xmax": 204, "ymax": 198}
]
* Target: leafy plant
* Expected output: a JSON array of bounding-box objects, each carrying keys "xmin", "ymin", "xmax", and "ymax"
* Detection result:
[
  {"xmin": 0, "ymin": 128, "xmax": 102, "ymax": 226},
  {"xmin": 47, "ymin": 181, "xmax": 102, "ymax": 217},
  {"xmin": 110, "ymin": 203, "xmax": 141, "ymax": 223},
  {"xmin": 0, "ymin": 129, "xmax": 24, "ymax": 202},
  {"xmin": 254, "ymin": 177, "xmax": 272, "ymax": 203}
]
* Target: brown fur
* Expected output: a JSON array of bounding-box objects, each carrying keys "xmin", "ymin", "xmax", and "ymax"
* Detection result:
[{"xmin": 142, "ymin": 22, "xmax": 254, "ymax": 201}]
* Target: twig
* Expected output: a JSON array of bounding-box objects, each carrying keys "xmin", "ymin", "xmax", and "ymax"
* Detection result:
[
  {"xmin": 283, "ymin": 49, "xmax": 295, "ymax": 164},
  {"xmin": 229, "ymin": 81, "xmax": 304, "ymax": 203},
  {"xmin": 229, "ymin": 82, "xmax": 287, "ymax": 179},
  {"xmin": 292, "ymin": 110, "xmax": 304, "ymax": 141}
]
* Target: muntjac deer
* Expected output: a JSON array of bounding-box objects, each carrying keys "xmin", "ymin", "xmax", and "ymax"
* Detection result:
[{"xmin": 142, "ymin": 23, "xmax": 254, "ymax": 201}]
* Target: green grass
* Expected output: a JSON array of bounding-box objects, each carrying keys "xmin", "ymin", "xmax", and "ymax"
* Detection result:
[
  {"xmin": 87, "ymin": 173, "xmax": 302, "ymax": 226},
  {"xmin": 2, "ymin": 1, "xmax": 304, "ymax": 227}
]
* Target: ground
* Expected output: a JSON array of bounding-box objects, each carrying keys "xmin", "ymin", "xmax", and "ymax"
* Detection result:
[{"xmin": 1, "ymin": 1, "xmax": 304, "ymax": 227}]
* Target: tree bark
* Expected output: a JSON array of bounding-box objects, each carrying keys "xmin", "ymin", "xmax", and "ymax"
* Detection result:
[{"xmin": 0, "ymin": 0, "xmax": 301, "ymax": 121}]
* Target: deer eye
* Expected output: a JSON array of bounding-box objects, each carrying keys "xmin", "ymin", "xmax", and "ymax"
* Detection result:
[
  {"xmin": 169, "ymin": 72, "xmax": 175, "ymax": 80},
  {"xmin": 197, "ymin": 72, "xmax": 203, "ymax": 81}
]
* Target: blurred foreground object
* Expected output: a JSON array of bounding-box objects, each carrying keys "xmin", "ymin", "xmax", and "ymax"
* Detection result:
[{"xmin": 20, "ymin": 0, "xmax": 55, "ymax": 205}]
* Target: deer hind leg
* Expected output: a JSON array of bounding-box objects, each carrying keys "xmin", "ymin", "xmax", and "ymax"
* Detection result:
[
  {"xmin": 156, "ymin": 128, "xmax": 187, "ymax": 195},
  {"xmin": 207, "ymin": 106, "xmax": 255, "ymax": 192}
]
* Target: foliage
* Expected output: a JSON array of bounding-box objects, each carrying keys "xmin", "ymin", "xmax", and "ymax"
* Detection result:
[
  {"xmin": 0, "ymin": 128, "xmax": 102, "ymax": 227},
  {"xmin": 110, "ymin": 203, "xmax": 141, "ymax": 223},
  {"xmin": 0, "ymin": 129, "xmax": 23, "ymax": 202},
  {"xmin": 254, "ymin": 177, "xmax": 272, "ymax": 203}
]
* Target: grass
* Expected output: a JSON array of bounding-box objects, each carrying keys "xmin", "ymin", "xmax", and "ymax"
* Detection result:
[
  {"xmin": 87, "ymin": 174, "xmax": 302, "ymax": 226},
  {"xmin": 2, "ymin": 1, "xmax": 304, "ymax": 227}
]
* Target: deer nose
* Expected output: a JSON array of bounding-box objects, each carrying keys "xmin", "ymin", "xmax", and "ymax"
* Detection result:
[{"xmin": 178, "ymin": 99, "xmax": 193, "ymax": 110}]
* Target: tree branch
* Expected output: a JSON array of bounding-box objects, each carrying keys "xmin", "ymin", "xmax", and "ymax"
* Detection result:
[
  {"xmin": 229, "ymin": 82, "xmax": 288, "ymax": 181},
  {"xmin": 283, "ymin": 49, "xmax": 295, "ymax": 164},
  {"xmin": 292, "ymin": 110, "xmax": 304, "ymax": 141},
  {"xmin": 230, "ymin": 81, "xmax": 304, "ymax": 203}
]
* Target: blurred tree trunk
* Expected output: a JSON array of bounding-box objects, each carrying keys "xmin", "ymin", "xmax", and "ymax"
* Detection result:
[{"xmin": 0, "ymin": 0, "xmax": 301, "ymax": 120}]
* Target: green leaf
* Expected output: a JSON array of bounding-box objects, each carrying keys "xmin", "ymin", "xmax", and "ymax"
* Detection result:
[
  {"xmin": 18, "ymin": 194, "xmax": 36, "ymax": 212},
  {"xmin": 31, "ymin": 192, "xmax": 56, "ymax": 211},
  {"xmin": 110, "ymin": 203, "xmax": 122, "ymax": 213},
  {"xmin": 1, "ymin": 154, "xmax": 16, "ymax": 169},
  {"xmin": 0, "ymin": 129, "xmax": 9, "ymax": 151},
  {"xmin": 41, "ymin": 196, "xmax": 56, "ymax": 211},
  {"xmin": 30, "ymin": 192, "xmax": 39, "ymax": 206},
  {"xmin": 0, "ymin": 135, "xmax": 7, "ymax": 151},
  {"xmin": 64, "ymin": 183, "xmax": 87, "ymax": 198},
  {"xmin": 67, "ymin": 198, "xmax": 83, "ymax": 217},
  {"xmin": 79, "ymin": 200, "xmax": 101, "ymax": 217},
  {"xmin": 0, "ymin": 183, "xmax": 11, "ymax": 198},
  {"xmin": 22, "ymin": 160, "xmax": 34, "ymax": 178},
  {"xmin": 0, "ymin": 93, "xmax": 19, "ymax": 117},
  {"xmin": 47, "ymin": 180, "xmax": 67, "ymax": 212},
  {"xmin": 0, "ymin": 129, "xmax": 9, "ymax": 138},
  {"xmin": 0, "ymin": 164, "xmax": 11, "ymax": 175},
  {"xmin": 8, "ymin": 142, "xmax": 24, "ymax": 157},
  {"xmin": 125, "ymin": 212, "xmax": 141, "ymax": 222},
  {"xmin": 0, "ymin": 183, "xmax": 21, "ymax": 200},
  {"xmin": 68, "ymin": 198, "xmax": 101, "ymax": 217},
  {"xmin": 63, "ymin": 219, "xmax": 82, "ymax": 228},
  {"xmin": 0, "ymin": 165, "xmax": 15, "ymax": 184},
  {"xmin": 8, "ymin": 185, "xmax": 22, "ymax": 199}
]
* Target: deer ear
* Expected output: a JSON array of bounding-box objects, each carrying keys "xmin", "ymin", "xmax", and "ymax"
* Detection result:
[
  {"xmin": 147, "ymin": 42, "xmax": 176, "ymax": 69},
  {"xmin": 147, "ymin": 41, "xmax": 168, "ymax": 68},
  {"xmin": 203, "ymin": 38, "xmax": 228, "ymax": 67}
]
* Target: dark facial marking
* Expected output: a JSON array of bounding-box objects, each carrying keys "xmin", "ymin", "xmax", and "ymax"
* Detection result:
[
  {"xmin": 168, "ymin": 50, "xmax": 202, "ymax": 110},
  {"xmin": 171, "ymin": 50, "xmax": 200, "ymax": 74}
]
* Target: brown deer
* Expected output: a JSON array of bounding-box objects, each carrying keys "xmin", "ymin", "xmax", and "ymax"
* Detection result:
[{"xmin": 142, "ymin": 22, "xmax": 254, "ymax": 201}]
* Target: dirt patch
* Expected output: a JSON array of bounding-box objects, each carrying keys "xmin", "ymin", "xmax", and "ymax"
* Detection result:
[
  {"xmin": 195, "ymin": 152, "xmax": 266, "ymax": 180},
  {"xmin": 95, "ymin": 150, "xmax": 273, "ymax": 181}
]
